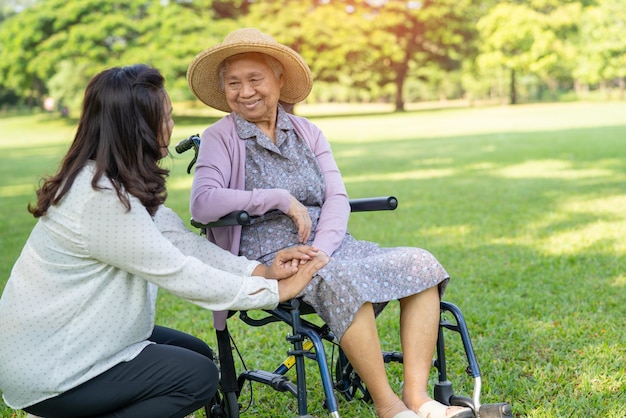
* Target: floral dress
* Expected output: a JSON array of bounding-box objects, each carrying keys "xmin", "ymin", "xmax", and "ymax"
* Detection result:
[{"xmin": 237, "ymin": 110, "xmax": 449, "ymax": 341}]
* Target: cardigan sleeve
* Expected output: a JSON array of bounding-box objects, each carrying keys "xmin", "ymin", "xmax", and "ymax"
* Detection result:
[{"xmin": 190, "ymin": 115, "xmax": 292, "ymax": 225}]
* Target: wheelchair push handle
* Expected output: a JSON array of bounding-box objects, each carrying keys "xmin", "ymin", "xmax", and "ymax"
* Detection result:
[
  {"xmin": 175, "ymin": 134, "xmax": 201, "ymax": 174},
  {"xmin": 175, "ymin": 133, "xmax": 200, "ymax": 154}
]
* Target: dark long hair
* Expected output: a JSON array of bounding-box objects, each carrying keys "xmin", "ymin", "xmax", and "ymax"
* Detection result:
[{"xmin": 29, "ymin": 64, "xmax": 169, "ymax": 217}]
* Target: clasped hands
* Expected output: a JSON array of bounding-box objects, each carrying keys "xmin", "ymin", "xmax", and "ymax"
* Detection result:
[{"xmin": 263, "ymin": 245, "xmax": 329, "ymax": 302}]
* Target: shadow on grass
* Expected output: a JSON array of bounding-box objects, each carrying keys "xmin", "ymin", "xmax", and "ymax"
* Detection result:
[
  {"xmin": 336, "ymin": 124, "xmax": 626, "ymax": 415},
  {"xmin": 2, "ymin": 115, "xmax": 626, "ymax": 417}
]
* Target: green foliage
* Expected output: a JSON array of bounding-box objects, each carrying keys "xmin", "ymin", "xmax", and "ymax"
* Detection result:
[
  {"xmin": 474, "ymin": 0, "xmax": 626, "ymax": 103},
  {"xmin": 576, "ymin": 0, "xmax": 626, "ymax": 85},
  {"xmin": 476, "ymin": 4, "xmax": 554, "ymax": 94},
  {"xmin": 248, "ymin": 0, "xmax": 480, "ymax": 110},
  {"xmin": 0, "ymin": 0, "xmax": 625, "ymax": 112},
  {"xmin": 0, "ymin": 0, "xmax": 237, "ymax": 110}
]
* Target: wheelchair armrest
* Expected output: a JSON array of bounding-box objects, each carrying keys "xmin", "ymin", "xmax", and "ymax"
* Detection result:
[
  {"xmin": 349, "ymin": 196, "xmax": 397, "ymax": 212},
  {"xmin": 190, "ymin": 196, "xmax": 398, "ymax": 229},
  {"xmin": 190, "ymin": 210, "xmax": 252, "ymax": 229}
]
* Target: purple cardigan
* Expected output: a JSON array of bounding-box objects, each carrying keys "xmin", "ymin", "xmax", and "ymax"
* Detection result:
[{"xmin": 190, "ymin": 112, "xmax": 350, "ymax": 257}]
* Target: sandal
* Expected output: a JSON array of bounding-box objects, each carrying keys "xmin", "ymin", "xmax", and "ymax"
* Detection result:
[
  {"xmin": 393, "ymin": 411, "xmax": 420, "ymax": 418},
  {"xmin": 417, "ymin": 400, "xmax": 474, "ymax": 418}
]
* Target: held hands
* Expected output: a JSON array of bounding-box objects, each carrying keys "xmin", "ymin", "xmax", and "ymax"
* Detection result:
[
  {"xmin": 287, "ymin": 195, "xmax": 312, "ymax": 244},
  {"xmin": 271, "ymin": 246, "xmax": 330, "ymax": 302},
  {"xmin": 267, "ymin": 246, "xmax": 322, "ymax": 279}
]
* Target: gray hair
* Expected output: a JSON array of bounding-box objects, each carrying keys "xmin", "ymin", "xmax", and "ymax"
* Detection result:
[{"xmin": 218, "ymin": 52, "xmax": 284, "ymax": 91}]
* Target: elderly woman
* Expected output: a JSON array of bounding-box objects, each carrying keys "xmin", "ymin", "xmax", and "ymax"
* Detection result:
[
  {"xmin": 0, "ymin": 64, "xmax": 328, "ymax": 418},
  {"xmin": 186, "ymin": 29, "xmax": 473, "ymax": 418}
]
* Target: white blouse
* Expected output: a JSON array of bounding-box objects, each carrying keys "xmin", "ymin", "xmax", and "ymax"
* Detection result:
[{"xmin": 0, "ymin": 162, "xmax": 279, "ymax": 409}]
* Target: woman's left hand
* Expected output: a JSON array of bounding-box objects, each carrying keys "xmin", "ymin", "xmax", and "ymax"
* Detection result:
[
  {"xmin": 277, "ymin": 251, "xmax": 330, "ymax": 301},
  {"xmin": 265, "ymin": 245, "xmax": 321, "ymax": 279}
]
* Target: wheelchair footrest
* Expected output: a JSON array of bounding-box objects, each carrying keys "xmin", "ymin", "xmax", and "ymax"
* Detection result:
[
  {"xmin": 240, "ymin": 370, "xmax": 297, "ymax": 397},
  {"xmin": 382, "ymin": 351, "xmax": 403, "ymax": 364}
]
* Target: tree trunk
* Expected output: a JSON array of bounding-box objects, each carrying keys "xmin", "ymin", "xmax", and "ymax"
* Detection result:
[
  {"xmin": 510, "ymin": 68, "xmax": 517, "ymax": 105},
  {"xmin": 394, "ymin": 76, "xmax": 405, "ymax": 112},
  {"xmin": 393, "ymin": 59, "xmax": 408, "ymax": 112}
]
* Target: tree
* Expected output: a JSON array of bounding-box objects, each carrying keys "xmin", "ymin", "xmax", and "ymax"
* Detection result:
[
  {"xmin": 245, "ymin": 0, "xmax": 479, "ymax": 111},
  {"xmin": 477, "ymin": 3, "xmax": 549, "ymax": 104},
  {"xmin": 575, "ymin": 0, "xmax": 626, "ymax": 98},
  {"xmin": 476, "ymin": 1, "xmax": 589, "ymax": 104},
  {"xmin": 0, "ymin": 0, "xmax": 237, "ymax": 110},
  {"xmin": 1, "ymin": 0, "xmax": 621, "ymax": 111},
  {"xmin": 538, "ymin": 3, "xmax": 583, "ymax": 99},
  {"xmin": 360, "ymin": 0, "xmax": 479, "ymax": 111}
]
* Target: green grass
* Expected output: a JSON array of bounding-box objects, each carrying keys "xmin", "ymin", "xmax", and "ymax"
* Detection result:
[{"xmin": 1, "ymin": 102, "xmax": 626, "ymax": 417}]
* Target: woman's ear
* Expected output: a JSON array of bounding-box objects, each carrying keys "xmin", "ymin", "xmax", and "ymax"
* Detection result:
[{"xmin": 278, "ymin": 73, "xmax": 285, "ymax": 89}]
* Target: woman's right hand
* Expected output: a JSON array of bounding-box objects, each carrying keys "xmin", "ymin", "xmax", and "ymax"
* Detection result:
[
  {"xmin": 267, "ymin": 245, "xmax": 321, "ymax": 279},
  {"xmin": 277, "ymin": 252, "xmax": 330, "ymax": 302},
  {"xmin": 287, "ymin": 195, "xmax": 312, "ymax": 244}
]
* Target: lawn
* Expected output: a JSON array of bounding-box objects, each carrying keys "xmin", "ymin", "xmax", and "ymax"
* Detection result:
[{"xmin": 1, "ymin": 101, "xmax": 625, "ymax": 417}]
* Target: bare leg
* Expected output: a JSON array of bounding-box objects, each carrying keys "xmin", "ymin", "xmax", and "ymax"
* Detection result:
[
  {"xmin": 340, "ymin": 302, "xmax": 410, "ymax": 418},
  {"xmin": 400, "ymin": 286, "xmax": 440, "ymax": 410},
  {"xmin": 401, "ymin": 286, "xmax": 470, "ymax": 417}
]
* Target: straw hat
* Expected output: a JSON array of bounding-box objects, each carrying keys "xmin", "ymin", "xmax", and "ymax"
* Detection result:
[{"xmin": 187, "ymin": 28, "xmax": 313, "ymax": 113}]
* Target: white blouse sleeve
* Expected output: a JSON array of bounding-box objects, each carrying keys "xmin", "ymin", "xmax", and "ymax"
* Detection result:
[
  {"xmin": 81, "ymin": 191, "xmax": 279, "ymax": 312},
  {"xmin": 153, "ymin": 205, "xmax": 260, "ymax": 277}
]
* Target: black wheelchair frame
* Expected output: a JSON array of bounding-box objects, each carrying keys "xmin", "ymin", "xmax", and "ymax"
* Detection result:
[{"xmin": 176, "ymin": 134, "xmax": 512, "ymax": 418}]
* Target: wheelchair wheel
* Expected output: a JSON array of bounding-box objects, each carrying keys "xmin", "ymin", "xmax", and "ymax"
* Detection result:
[
  {"xmin": 206, "ymin": 390, "xmax": 239, "ymax": 418},
  {"xmin": 334, "ymin": 350, "xmax": 371, "ymax": 403}
]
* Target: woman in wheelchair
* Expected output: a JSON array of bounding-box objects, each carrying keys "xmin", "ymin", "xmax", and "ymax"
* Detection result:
[
  {"xmin": 0, "ymin": 64, "xmax": 329, "ymax": 418},
  {"xmin": 186, "ymin": 29, "xmax": 474, "ymax": 418}
]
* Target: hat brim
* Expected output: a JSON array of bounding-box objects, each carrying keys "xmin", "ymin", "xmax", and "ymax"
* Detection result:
[{"xmin": 187, "ymin": 38, "xmax": 313, "ymax": 113}]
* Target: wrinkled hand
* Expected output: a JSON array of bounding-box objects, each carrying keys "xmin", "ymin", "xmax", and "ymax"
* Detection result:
[
  {"xmin": 267, "ymin": 246, "xmax": 321, "ymax": 279},
  {"xmin": 277, "ymin": 251, "xmax": 330, "ymax": 302},
  {"xmin": 287, "ymin": 195, "xmax": 312, "ymax": 244}
]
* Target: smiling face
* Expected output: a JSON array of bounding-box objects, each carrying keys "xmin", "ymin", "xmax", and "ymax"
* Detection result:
[{"xmin": 221, "ymin": 52, "xmax": 284, "ymax": 126}]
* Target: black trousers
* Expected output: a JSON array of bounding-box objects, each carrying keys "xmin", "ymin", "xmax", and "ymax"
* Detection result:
[{"xmin": 24, "ymin": 326, "xmax": 218, "ymax": 418}]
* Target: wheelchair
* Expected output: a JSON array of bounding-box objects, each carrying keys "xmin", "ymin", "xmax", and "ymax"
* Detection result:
[{"xmin": 176, "ymin": 134, "xmax": 512, "ymax": 418}]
